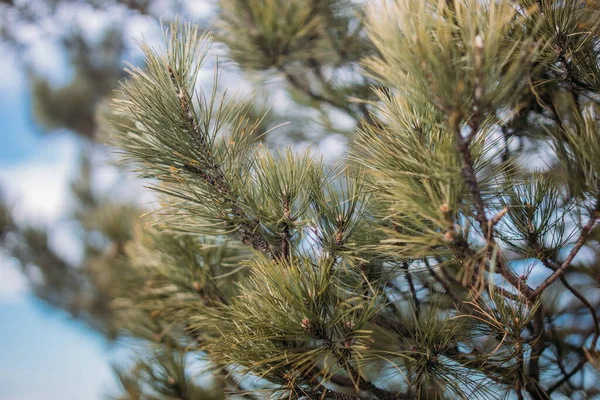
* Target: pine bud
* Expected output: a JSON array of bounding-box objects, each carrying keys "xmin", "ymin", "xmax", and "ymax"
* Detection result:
[
  {"xmin": 443, "ymin": 231, "xmax": 454, "ymax": 242},
  {"xmin": 439, "ymin": 203, "xmax": 450, "ymax": 213},
  {"xmin": 167, "ymin": 377, "xmax": 176, "ymax": 386},
  {"xmin": 301, "ymin": 318, "xmax": 310, "ymax": 330},
  {"xmin": 344, "ymin": 320, "xmax": 355, "ymax": 329},
  {"xmin": 192, "ymin": 281, "xmax": 201, "ymax": 293}
]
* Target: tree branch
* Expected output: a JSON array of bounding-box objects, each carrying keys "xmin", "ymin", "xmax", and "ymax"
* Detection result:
[
  {"xmin": 532, "ymin": 201, "xmax": 599, "ymax": 297},
  {"xmin": 278, "ymin": 66, "xmax": 360, "ymax": 120},
  {"xmin": 167, "ymin": 65, "xmax": 278, "ymax": 258},
  {"xmin": 533, "ymin": 244, "xmax": 599, "ymax": 352},
  {"xmin": 546, "ymin": 358, "xmax": 588, "ymax": 395},
  {"xmin": 402, "ymin": 261, "xmax": 421, "ymax": 319}
]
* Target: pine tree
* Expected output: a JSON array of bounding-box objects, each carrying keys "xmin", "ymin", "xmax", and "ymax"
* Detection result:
[
  {"xmin": 4, "ymin": 0, "xmax": 600, "ymax": 398},
  {"xmin": 106, "ymin": 1, "xmax": 600, "ymax": 398}
]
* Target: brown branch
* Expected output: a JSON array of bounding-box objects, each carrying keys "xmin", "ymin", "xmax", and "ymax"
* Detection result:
[
  {"xmin": 308, "ymin": 317, "xmax": 409, "ymax": 400},
  {"xmin": 449, "ymin": 85, "xmax": 556, "ymax": 396},
  {"xmin": 451, "ymin": 112, "xmax": 535, "ymax": 300},
  {"xmin": 532, "ymin": 202, "xmax": 599, "ymax": 297},
  {"xmin": 526, "ymin": 307, "xmax": 548, "ymax": 400},
  {"xmin": 308, "ymin": 387, "xmax": 374, "ymax": 400},
  {"xmin": 515, "ymin": 341, "xmax": 525, "ymax": 400},
  {"xmin": 533, "ymin": 245, "xmax": 600, "ymax": 352},
  {"xmin": 167, "ymin": 65, "xmax": 278, "ymax": 258},
  {"xmin": 426, "ymin": 263, "xmax": 461, "ymax": 305},
  {"xmin": 559, "ymin": 276, "xmax": 600, "ymax": 351},
  {"xmin": 278, "ymin": 66, "xmax": 360, "ymax": 119},
  {"xmin": 280, "ymin": 194, "xmax": 293, "ymax": 259},
  {"xmin": 446, "ymin": 35, "xmax": 533, "ymax": 298},
  {"xmin": 452, "ymin": 114, "xmax": 488, "ymax": 230},
  {"xmin": 546, "ymin": 358, "xmax": 588, "ymax": 395},
  {"xmin": 402, "ymin": 261, "xmax": 421, "ymax": 319},
  {"xmin": 547, "ymin": 315, "xmax": 576, "ymax": 385},
  {"xmin": 336, "ymin": 356, "xmax": 410, "ymax": 400}
]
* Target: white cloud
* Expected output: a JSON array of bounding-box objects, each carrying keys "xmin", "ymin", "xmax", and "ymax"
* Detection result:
[
  {"xmin": 0, "ymin": 256, "xmax": 29, "ymax": 304},
  {"xmin": 318, "ymin": 134, "xmax": 348, "ymax": 162},
  {"xmin": 184, "ymin": 1, "xmax": 214, "ymax": 19},
  {"xmin": 0, "ymin": 45, "xmax": 24, "ymax": 91},
  {"xmin": 0, "ymin": 133, "xmax": 78, "ymax": 225}
]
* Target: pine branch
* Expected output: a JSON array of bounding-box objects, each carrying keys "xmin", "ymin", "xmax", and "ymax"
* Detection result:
[
  {"xmin": 219, "ymin": 367, "xmax": 261, "ymax": 400},
  {"xmin": 280, "ymin": 193, "xmax": 292, "ymax": 259},
  {"xmin": 402, "ymin": 261, "xmax": 420, "ymax": 319},
  {"xmin": 451, "ymin": 112, "xmax": 536, "ymax": 300},
  {"xmin": 278, "ymin": 65, "xmax": 360, "ymax": 120},
  {"xmin": 166, "ymin": 64, "xmax": 278, "ymax": 258},
  {"xmin": 309, "ymin": 388, "xmax": 375, "ymax": 400},
  {"xmin": 340, "ymin": 362, "xmax": 408, "ymax": 400},
  {"xmin": 424, "ymin": 261, "xmax": 461, "ymax": 305},
  {"xmin": 321, "ymin": 389, "xmax": 371, "ymax": 400},
  {"xmin": 451, "ymin": 112, "xmax": 487, "ymax": 232},
  {"xmin": 532, "ymin": 200, "xmax": 600, "ymax": 297},
  {"xmin": 546, "ymin": 358, "xmax": 588, "ymax": 395},
  {"xmin": 534, "ymin": 248, "xmax": 600, "ymax": 354}
]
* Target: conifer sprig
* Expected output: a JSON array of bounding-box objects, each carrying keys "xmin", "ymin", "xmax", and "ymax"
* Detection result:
[{"xmin": 107, "ymin": 1, "xmax": 600, "ymax": 398}]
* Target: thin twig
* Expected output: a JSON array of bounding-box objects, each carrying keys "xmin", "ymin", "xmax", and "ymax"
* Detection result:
[
  {"xmin": 535, "ymin": 251, "xmax": 600, "ymax": 352},
  {"xmin": 423, "ymin": 258, "xmax": 463, "ymax": 306},
  {"xmin": 338, "ymin": 358, "xmax": 408, "ymax": 400},
  {"xmin": 278, "ymin": 66, "xmax": 360, "ymax": 119},
  {"xmin": 280, "ymin": 194, "xmax": 293, "ymax": 259},
  {"xmin": 532, "ymin": 202, "xmax": 599, "ymax": 296},
  {"xmin": 402, "ymin": 261, "xmax": 421, "ymax": 319},
  {"xmin": 546, "ymin": 358, "xmax": 588, "ymax": 395}
]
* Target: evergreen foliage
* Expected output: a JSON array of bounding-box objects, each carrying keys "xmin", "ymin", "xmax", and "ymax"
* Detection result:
[
  {"xmin": 3, "ymin": 0, "xmax": 600, "ymax": 399},
  {"xmin": 104, "ymin": 1, "xmax": 600, "ymax": 398}
]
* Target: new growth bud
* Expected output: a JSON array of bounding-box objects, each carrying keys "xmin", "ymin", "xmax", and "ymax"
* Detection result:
[{"xmin": 301, "ymin": 318, "xmax": 310, "ymax": 330}]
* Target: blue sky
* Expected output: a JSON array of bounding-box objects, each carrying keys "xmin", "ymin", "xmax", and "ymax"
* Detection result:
[
  {"xmin": 0, "ymin": 298, "xmax": 116, "ymax": 400},
  {"xmin": 0, "ymin": 46, "xmax": 117, "ymax": 399}
]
